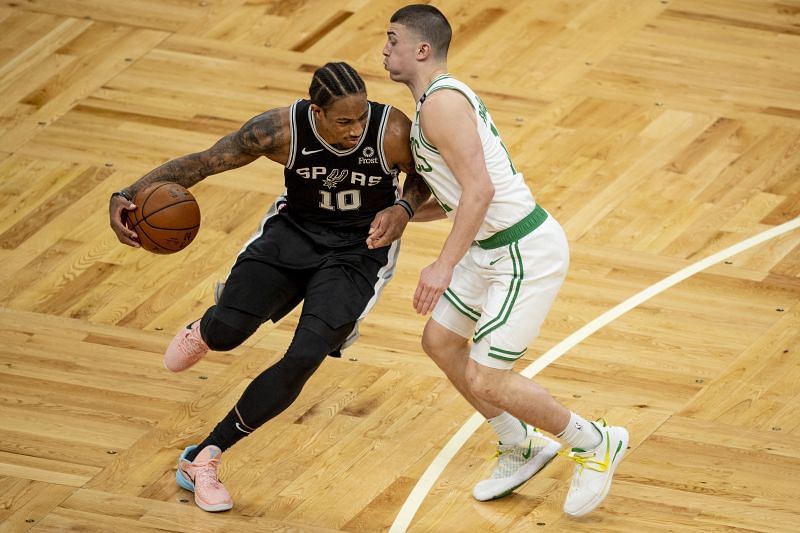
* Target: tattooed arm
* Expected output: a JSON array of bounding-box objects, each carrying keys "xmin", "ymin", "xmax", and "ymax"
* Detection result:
[{"xmin": 110, "ymin": 107, "xmax": 290, "ymax": 247}]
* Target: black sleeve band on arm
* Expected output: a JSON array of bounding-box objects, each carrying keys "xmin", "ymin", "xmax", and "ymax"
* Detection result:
[
  {"xmin": 394, "ymin": 198, "xmax": 414, "ymax": 219},
  {"xmin": 111, "ymin": 190, "xmax": 133, "ymax": 202}
]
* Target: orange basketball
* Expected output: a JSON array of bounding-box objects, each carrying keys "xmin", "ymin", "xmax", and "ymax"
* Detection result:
[{"xmin": 128, "ymin": 182, "xmax": 201, "ymax": 254}]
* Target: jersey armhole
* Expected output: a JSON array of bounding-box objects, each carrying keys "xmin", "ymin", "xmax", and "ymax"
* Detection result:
[
  {"xmin": 285, "ymin": 99, "xmax": 301, "ymax": 170},
  {"xmin": 427, "ymin": 85, "xmax": 475, "ymax": 109},
  {"xmin": 418, "ymin": 86, "xmax": 476, "ymax": 155},
  {"xmin": 377, "ymin": 104, "xmax": 393, "ymax": 176}
]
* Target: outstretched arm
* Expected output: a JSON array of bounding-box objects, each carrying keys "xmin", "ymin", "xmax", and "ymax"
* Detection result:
[{"xmin": 109, "ymin": 108, "xmax": 289, "ymax": 247}]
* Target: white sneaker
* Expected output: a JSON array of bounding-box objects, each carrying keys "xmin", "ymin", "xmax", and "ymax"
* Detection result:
[
  {"xmin": 562, "ymin": 419, "xmax": 628, "ymax": 517},
  {"xmin": 473, "ymin": 425, "xmax": 561, "ymax": 501}
]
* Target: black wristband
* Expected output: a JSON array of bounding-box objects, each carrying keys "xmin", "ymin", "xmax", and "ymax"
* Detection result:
[
  {"xmin": 394, "ymin": 198, "xmax": 414, "ymax": 219},
  {"xmin": 111, "ymin": 190, "xmax": 133, "ymax": 202}
]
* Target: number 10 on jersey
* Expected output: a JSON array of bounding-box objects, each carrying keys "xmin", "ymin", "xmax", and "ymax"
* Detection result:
[{"xmin": 319, "ymin": 189, "xmax": 361, "ymax": 211}]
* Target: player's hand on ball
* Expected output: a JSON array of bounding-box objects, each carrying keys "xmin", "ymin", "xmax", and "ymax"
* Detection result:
[
  {"xmin": 109, "ymin": 193, "xmax": 140, "ymax": 248},
  {"xmin": 128, "ymin": 182, "xmax": 200, "ymax": 254}
]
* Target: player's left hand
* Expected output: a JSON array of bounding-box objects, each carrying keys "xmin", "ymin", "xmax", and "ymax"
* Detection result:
[{"xmin": 366, "ymin": 204, "xmax": 411, "ymax": 249}]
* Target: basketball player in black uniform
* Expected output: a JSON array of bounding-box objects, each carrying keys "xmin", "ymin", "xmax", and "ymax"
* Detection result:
[{"xmin": 108, "ymin": 62, "xmax": 430, "ymax": 512}]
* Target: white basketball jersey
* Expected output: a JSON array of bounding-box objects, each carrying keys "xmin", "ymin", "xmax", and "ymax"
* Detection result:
[{"xmin": 410, "ymin": 75, "xmax": 536, "ymax": 240}]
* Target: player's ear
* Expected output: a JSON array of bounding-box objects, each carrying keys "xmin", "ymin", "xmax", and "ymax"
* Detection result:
[
  {"xmin": 310, "ymin": 103, "xmax": 323, "ymax": 116},
  {"xmin": 417, "ymin": 42, "xmax": 433, "ymax": 60}
]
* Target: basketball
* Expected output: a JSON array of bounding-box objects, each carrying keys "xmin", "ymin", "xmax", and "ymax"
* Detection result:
[{"xmin": 127, "ymin": 182, "xmax": 201, "ymax": 254}]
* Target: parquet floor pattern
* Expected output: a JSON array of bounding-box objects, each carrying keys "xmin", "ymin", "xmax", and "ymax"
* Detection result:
[{"xmin": 1, "ymin": 1, "xmax": 799, "ymax": 531}]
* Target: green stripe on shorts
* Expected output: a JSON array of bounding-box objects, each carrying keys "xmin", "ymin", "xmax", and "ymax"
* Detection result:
[
  {"xmin": 473, "ymin": 241, "xmax": 523, "ymax": 342},
  {"xmin": 443, "ymin": 288, "xmax": 480, "ymax": 321},
  {"xmin": 488, "ymin": 345, "xmax": 527, "ymax": 361}
]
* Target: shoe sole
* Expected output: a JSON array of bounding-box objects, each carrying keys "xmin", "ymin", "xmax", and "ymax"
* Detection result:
[
  {"xmin": 564, "ymin": 428, "xmax": 629, "ymax": 517},
  {"xmin": 195, "ymin": 499, "xmax": 234, "ymax": 512},
  {"xmin": 164, "ymin": 359, "xmax": 195, "ymax": 372},
  {"xmin": 473, "ymin": 439, "xmax": 562, "ymax": 501}
]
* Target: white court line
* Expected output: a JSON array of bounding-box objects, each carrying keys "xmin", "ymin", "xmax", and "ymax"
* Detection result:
[{"xmin": 390, "ymin": 216, "xmax": 800, "ymax": 533}]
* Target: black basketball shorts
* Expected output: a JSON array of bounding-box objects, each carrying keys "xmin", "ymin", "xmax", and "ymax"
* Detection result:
[{"xmin": 216, "ymin": 211, "xmax": 398, "ymax": 341}]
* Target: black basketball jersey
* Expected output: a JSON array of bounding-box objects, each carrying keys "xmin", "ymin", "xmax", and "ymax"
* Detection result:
[{"xmin": 283, "ymin": 99, "xmax": 399, "ymax": 230}]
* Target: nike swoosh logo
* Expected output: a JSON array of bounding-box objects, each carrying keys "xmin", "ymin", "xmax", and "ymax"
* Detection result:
[
  {"xmin": 521, "ymin": 441, "xmax": 533, "ymax": 460},
  {"xmin": 489, "ymin": 256, "xmax": 505, "ymax": 266},
  {"xmin": 301, "ymin": 147, "xmax": 324, "ymax": 155},
  {"xmin": 235, "ymin": 422, "xmax": 252, "ymax": 434},
  {"xmin": 612, "ymin": 438, "xmax": 623, "ymax": 463}
]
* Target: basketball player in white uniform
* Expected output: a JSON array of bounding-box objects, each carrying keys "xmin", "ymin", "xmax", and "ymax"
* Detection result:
[{"xmin": 383, "ymin": 4, "xmax": 629, "ymax": 517}]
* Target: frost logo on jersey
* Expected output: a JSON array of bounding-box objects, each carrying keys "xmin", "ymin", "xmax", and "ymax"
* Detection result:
[
  {"xmin": 359, "ymin": 145, "xmax": 378, "ymax": 165},
  {"xmin": 322, "ymin": 169, "xmax": 349, "ymax": 189}
]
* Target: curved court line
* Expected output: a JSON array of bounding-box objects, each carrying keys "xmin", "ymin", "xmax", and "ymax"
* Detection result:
[{"xmin": 390, "ymin": 216, "xmax": 800, "ymax": 533}]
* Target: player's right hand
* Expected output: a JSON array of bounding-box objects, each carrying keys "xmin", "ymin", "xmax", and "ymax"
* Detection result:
[
  {"xmin": 413, "ymin": 259, "xmax": 453, "ymax": 315},
  {"xmin": 109, "ymin": 195, "xmax": 140, "ymax": 247},
  {"xmin": 366, "ymin": 203, "xmax": 410, "ymax": 249}
]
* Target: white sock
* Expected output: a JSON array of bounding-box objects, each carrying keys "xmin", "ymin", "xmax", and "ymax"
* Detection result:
[
  {"xmin": 488, "ymin": 412, "xmax": 527, "ymax": 445},
  {"xmin": 558, "ymin": 412, "xmax": 602, "ymax": 450}
]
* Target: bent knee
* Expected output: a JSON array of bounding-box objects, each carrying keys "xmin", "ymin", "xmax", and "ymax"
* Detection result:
[
  {"xmin": 202, "ymin": 316, "xmax": 254, "ymax": 351},
  {"xmin": 281, "ymin": 321, "xmax": 342, "ymax": 376},
  {"xmin": 421, "ymin": 320, "xmax": 467, "ymax": 358},
  {"xmin": 420, "ymin": 331, "xmax": 440, "ymax": 357},
  {"xmin": 465, "ymin": 360, "xmax": 502, "ymax": 403},
  {"xmin": 204, "ymin": 326, "xmax": 248, "ymax": 351}
]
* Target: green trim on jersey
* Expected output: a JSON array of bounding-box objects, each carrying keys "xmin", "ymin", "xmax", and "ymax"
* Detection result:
[
  {"xmin": 413, "ymin": 161, "xmax": 453, "ymax": 213},
  {"xmin": 410, "ymin": 137, "xmax": 433, "ymax": 173},
  {"xmin": 413, "ymin": 111, "xmax": 439, "ymax": 155},
  {"xmin": 424, "ymin": 73, "xmax": 452, "ymax": 92},
  {"xmin": 473, "ymin": 241, "xmax": 524, "ymax": 342},
  {"xmin": 422, "ymin": 79, "xmax": 518, "ymax": 177},
  {"xmin": 417, "ymin": 77, "xmax": 474, "ymax": 155}
]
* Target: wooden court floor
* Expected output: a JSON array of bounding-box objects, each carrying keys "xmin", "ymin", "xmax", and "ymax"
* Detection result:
[{"xmin": 1, "ymin": 0, "xmax": 799, "ymax": 531}]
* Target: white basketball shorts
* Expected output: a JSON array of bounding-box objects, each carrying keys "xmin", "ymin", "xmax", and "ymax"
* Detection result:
[{"xmin": 431, "ymin": 213, "xmax": 569, "ymax": 370}]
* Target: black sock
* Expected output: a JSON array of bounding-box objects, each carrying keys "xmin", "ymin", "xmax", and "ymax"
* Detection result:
[{"xmin": 185, "ymin": 408, "xmax": 253, "ymax": 462}]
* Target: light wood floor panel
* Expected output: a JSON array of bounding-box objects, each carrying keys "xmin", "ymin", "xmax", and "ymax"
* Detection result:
[{"xmin": 1, "ymin": 0, "xmax": 799, "ymax": 531}]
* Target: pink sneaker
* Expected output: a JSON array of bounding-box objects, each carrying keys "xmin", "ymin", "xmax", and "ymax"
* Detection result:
[
  {"xmin": 176, "ymin": 445, "xmax": 233, "ymax": 512},
  {"xmin": 164, "ymin": 320, "xmax": 209, "ymax": 372}
]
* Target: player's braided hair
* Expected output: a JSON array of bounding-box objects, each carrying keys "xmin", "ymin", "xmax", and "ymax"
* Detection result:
[{"xmin": 309, "ymin": 62, "xmax": 366, "ymax": 109}]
